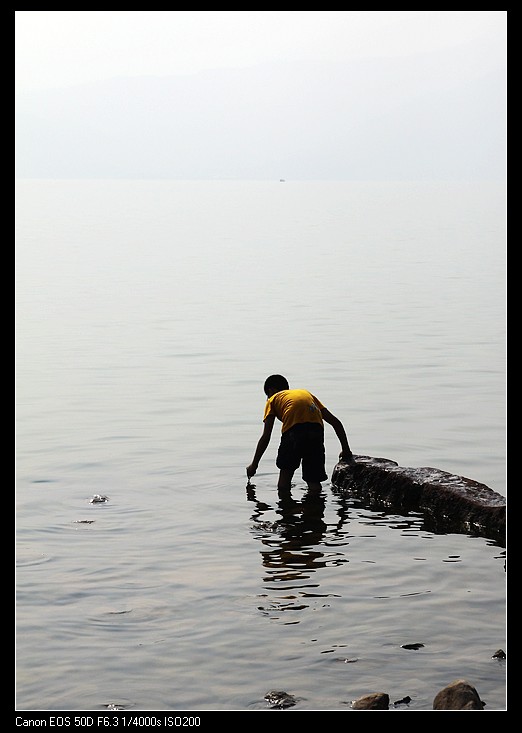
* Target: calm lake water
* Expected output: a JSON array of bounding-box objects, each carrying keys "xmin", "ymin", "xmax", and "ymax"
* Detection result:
[{"xmin": 15, "ymin": 179, "xmax": 506, "ymax": 713}]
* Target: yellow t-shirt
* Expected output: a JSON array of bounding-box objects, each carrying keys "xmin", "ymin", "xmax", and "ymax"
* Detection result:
[{"xmin": 263, "ymin": 389, "xmax": 325, "ymax": 433}]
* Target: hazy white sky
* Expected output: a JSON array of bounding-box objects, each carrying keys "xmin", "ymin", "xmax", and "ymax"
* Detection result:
[
  {"xmin": 16, "ymin": 10, "xmax": 506, "ymax": 92},
  {"xmin": 15, "ymin": 11, "xmax": 507, "ymax": 180}
]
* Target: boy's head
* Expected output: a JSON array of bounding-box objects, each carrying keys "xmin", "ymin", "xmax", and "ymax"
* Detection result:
[{"xmin": 264, "ymin": 374, "xmax": 289, "ymax": 396}]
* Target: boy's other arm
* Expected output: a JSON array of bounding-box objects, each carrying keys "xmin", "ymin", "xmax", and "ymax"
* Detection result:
[
  {"xmin": 321, "ymin": 407, "xmax": 355, "ymax": 464},
  {"xmin": 247, "ymin": 414, "xmax": 276, "ymax": 478}
]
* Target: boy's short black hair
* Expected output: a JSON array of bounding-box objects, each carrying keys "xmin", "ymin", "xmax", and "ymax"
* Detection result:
[{"xmin": 264, "ymin": 374, "xmax": 290, "ymax": 396}]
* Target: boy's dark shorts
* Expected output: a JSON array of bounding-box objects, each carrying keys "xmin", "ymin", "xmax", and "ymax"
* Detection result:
[{"xmin": 276, "ymin": 422, "xmax": 327, "ymax": 483}]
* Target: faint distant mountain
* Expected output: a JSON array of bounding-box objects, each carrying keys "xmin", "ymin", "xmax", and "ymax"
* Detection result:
[{"xmin": 15, "ymin": 48, "xmax": 506, "ymax": 180}]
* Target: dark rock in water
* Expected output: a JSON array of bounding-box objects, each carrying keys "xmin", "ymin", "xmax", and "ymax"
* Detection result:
[
  {"xmin": 331, "ymin": 456, "xmax": 505, "ymax": 545},
  {"xmin": 492, "ymin": 649, "xmax": 506, "ymax": 659},
  {"xmin": 264, "ymin": 690, "xmax": 297, "ymax": 709},
  {"xmin": 433, "ymin": 679, "xmax": 485, "ymax": 710},
  {"xmin": 350, "ymin": 681, "xmax": 487, "ymax": 710},
  {"xmin": 393, "ymin": 696, "xmax": 411, "ymax": 706},
  {"xmin": 352, "ymin": 692, "xmax": 390, "ymax": 710}
]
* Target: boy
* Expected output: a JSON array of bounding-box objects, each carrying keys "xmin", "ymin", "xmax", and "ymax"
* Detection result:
[{"xmin": 246, "ymin": 374, "xmax": 355, "ymax": 491}]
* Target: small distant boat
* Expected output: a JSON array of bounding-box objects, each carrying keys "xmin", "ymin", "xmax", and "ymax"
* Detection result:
[{"xmin": 279, "ymin": 179, "xmax": 285, "ymax": 182}]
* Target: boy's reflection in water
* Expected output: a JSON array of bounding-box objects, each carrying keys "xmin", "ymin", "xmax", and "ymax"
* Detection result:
[{"xmin": 246, "ymin": 482, "xmax": 328, "ymax": 588}]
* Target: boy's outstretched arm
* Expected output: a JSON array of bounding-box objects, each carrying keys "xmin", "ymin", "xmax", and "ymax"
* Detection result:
[
  {"xmin": 247, "ymin": 414, "xmax": 276, "ymax": 478},
  {"xmin": 321, "ymin": 407, "xmax": 355, "ymax": 464}
]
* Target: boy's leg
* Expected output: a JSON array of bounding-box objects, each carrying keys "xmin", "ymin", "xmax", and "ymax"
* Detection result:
[
  {"xmin": 305, "ymin": 480, "xmax": 322, "ymax": 492},
  {"xmin": 301, "ymin": 425, "xmax": 327, "ymax": 490},
  {"xmin": 276, "ymin": 430, "xmax": 299, "ymax": 490},
  {"xmin": 277, "ymin": 468, "xmax": 294, "ymax": 491}
]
